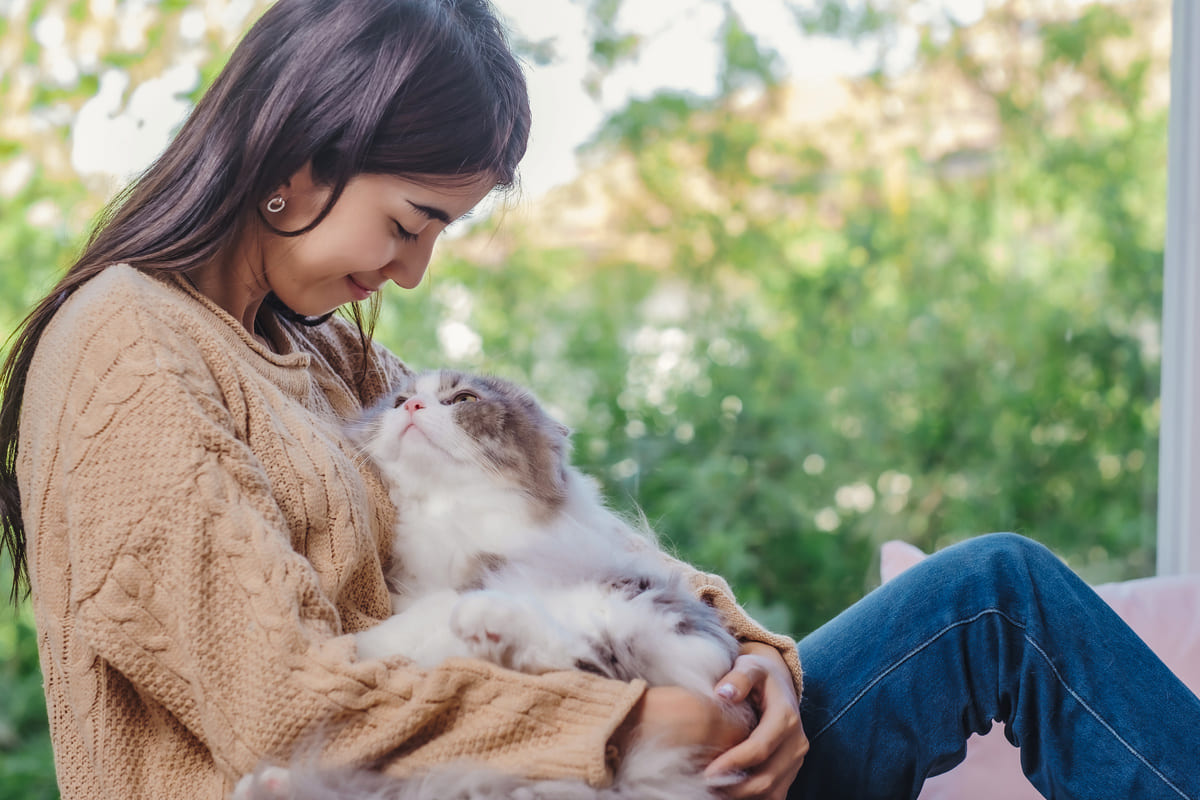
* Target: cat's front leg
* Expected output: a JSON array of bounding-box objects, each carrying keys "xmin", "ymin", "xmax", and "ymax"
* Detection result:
[
  {"xmin": 232, "ymin": 766, "xmax": 292, "ymax": 800},
  {"xmin": 354, "ymin": 589, "xmax": 471, "ymax": 666},
  {"xmin": 450, "ymin": 590, "xmax": 580, "ymax": 675}
]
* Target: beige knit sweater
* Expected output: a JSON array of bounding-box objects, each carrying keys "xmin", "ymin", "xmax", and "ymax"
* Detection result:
[{"xmin": 17, "ymin": 264, "xmax": 802, "ymax": 800}]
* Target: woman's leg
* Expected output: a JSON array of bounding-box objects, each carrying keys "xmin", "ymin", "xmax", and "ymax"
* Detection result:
[{"xmin": 787, "ymin": 533, "xmax": 1200, "ymax": 800}]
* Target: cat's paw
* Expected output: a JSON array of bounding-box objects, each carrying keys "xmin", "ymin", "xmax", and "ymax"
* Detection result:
[
  {"xmin": 450, "ymin": 591, "xmax": 514, "ymax": 655},
  {"xmin": 451, "ymin": 591, "xmax": 577, "ymax": 674},
  {"xmin": 232, "ymin": 766, "xmax": 293, "ymax": 800}
]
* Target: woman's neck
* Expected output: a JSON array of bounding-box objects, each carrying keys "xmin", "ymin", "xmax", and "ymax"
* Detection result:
[{"xmin": 184, "ymin": 237, "xmax": 272, "ymax": 348}]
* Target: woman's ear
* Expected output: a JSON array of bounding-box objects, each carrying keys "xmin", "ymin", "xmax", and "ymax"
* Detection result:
[
  {"xmin": 264, "ymin": 162, "xmax": 327, "ymax": 229},
  {"xmin": 278, "ymin": 162, "xmax": 316, "ymax": 196}
]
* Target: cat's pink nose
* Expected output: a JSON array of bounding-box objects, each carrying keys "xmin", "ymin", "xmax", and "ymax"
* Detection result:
[{"xmin": 403, "ymin": 397, "xmax": 426, "ymax": 413}]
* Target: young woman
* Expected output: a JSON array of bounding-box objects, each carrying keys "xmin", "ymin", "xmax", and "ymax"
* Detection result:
[{"xmin": 0, "ymin": 1, "xmax": 1196, "ymax": 799}]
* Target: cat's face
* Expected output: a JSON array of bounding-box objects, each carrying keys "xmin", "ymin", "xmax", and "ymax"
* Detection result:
[{"xmin": 359, "ymin": 370, "xmax": 571, "ymax": 512}]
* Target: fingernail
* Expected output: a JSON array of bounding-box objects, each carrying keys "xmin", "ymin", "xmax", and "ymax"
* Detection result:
[
  {"xmin": 704, "ymin": 768, "xmax": 744, "ymax": 786},
  {"xmin": 716, "ymin": 683, "xmax": 737, "ymax": 700}
]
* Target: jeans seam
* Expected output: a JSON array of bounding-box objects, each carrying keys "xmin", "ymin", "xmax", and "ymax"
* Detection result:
[
  {"xmin": 809, "ymin": 607, "xmax": 1194, "ymax": 800},
  {"xmin": 1017, "ymin": 624, "xmax": 1193, "ymax": 800}
]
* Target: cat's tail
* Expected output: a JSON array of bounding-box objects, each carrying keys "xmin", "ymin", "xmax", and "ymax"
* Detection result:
[{"xmin": 232, "ymin": 740, "xmax": 734, "ymax": 800}]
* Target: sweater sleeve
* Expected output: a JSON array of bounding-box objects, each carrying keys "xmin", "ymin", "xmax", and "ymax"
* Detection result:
[
  {"xmin": 47, "ymin": 309, "xmax": 643, "ymax": 788},
  {"xmin": 648, "ymin": 546, "xmax": 801, "ymax": 695},
  {"xmin": 683, "ymin": 567, "xmax": 803, "ymax": 697}
]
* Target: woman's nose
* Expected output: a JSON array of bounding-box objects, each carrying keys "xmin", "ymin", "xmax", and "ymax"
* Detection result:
[{"xmin": 386, "ymin": 237, "xmax": 437, "ymax": 290}]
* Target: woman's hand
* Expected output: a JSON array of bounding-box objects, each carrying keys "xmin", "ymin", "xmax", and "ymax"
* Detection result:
[
  {"xmin": 705, "ymin": 642, "xmax": 809, "ymax": 800},
  {"xmin": 611, "ymin": 685, "xmax": 753, "ymax": 759}
]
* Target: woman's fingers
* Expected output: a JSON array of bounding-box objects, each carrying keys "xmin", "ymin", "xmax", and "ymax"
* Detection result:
[
  {"xmin": 721, "ymin": 742, "xmax": 808, "ymax": 800},
  {"xmin": 622, "ymin": 644, "xmax": 808, "ymax": 799},
  {"xmin": 714, "ymin": 710, "xmax": 809, "ymax": 800},
  {"xmin": 714, "ymin": 652, "xmax": 769, "ymax": 704},
  {"xmin": 704, "ymin": 681, "xmax": 804, "ymax": 775},
  {"xmin": 705, "ymin": 644, "xmax": 807, "ymax": 799}
]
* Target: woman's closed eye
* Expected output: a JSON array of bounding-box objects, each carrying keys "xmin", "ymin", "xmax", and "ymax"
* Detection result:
[{"xmin": 392, "ymin": 219, "xmax": 418, "ymax": 242}]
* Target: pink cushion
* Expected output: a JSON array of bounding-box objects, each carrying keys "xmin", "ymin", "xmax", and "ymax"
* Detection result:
[{"xmin": 878, "ymin": 540, "xmax": 1200, "ymax": 800}]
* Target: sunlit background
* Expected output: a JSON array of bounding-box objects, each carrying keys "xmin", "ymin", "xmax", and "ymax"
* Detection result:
[{"xmin": 0, "ymin": 0, "xmax": 1170, "ymax": 794}]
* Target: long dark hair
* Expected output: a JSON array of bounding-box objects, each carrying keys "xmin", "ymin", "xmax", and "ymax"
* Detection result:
[{"xmin": 0, "ymin": 0, "xmax": 530, "ymax": 601}]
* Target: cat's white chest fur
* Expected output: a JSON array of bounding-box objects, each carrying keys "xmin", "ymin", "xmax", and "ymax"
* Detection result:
[{"xmin": 389, "ymin": 480, "xmax": 547, "ymax": 602}]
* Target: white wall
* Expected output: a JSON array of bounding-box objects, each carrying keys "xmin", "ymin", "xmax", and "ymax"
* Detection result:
[{"xmin": 1157, "ymin": 0, "xmax": 1200, "ymax": 575}]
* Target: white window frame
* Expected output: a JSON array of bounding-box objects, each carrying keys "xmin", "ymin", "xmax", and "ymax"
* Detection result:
[{"xmin": 1158, "ymin": 0, "xmax": 1200, "ymax": 575}]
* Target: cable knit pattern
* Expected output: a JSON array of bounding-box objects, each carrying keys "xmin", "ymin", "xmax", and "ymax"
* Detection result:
[{"xmin": 17, "ymin": 264, "xmax": 802, "ymax": 799}]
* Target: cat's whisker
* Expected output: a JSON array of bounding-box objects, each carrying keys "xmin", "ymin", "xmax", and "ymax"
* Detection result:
[{"xmin": 343, "ymin": 438, "xmax": 376, "ymax": 469}]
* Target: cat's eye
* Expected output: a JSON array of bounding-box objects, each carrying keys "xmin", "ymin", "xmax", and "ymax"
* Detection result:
[
  {"xmin": 393, "ymin": 394, "xmax": 409, "ymax": 408},
  {"xmin": 447, "ymin": 391, "xmax": 478, "ymax": 405}
]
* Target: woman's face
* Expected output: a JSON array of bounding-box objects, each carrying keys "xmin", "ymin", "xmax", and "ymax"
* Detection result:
[{"xmin": 258, "ymin": 166, "xmax": 494, "ymax": 316}]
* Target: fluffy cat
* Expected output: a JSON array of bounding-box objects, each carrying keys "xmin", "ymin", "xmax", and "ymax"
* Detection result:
[{"xmin": 235, "ymin": 370, "xmax": 749, "ymax": 800}]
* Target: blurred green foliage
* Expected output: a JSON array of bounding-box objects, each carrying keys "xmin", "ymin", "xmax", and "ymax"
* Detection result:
[
  {"xmin": 0, "ymin": 0, "xmax": 1169, "ymax": 794},
  {"xmin": 0, "ymin": 558, "xmax": 56, "ymax": 799},
  {"xmin": 385, "ymin": 0, "xmax": 1166, "ymax": 628}
]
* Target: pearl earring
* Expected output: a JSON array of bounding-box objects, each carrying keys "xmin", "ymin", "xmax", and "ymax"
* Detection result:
[{"xmin": 266, "ymin": 195, "xmax": 286, "ymax": 213}]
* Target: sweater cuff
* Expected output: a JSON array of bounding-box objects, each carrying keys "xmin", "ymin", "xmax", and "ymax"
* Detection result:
[
  {"xmin": 688, "ymin": 574, "xmax": 804, "ymax": 698},
  {"xmin": 527, "ymin": 672, "xmax": 649, "ymax": 787}
]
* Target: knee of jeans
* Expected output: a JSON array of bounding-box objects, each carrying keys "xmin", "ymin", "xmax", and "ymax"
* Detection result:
[{"xmin": 967, "ymin": 532, "xmax": 1059, "ymax": 588}]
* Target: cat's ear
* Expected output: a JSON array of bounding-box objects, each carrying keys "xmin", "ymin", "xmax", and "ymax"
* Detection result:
[{"xmin": 556, "ymin": 422, "xmax": 571, "ymax": 439}]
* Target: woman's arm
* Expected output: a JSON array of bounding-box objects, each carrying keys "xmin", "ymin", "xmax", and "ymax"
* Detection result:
[{"xmin": 21, "ymin": 287, "xmax": 643, "ymax": 790}]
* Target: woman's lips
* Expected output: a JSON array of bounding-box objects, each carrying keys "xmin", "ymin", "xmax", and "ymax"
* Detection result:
[{"xmin": 346, "ymin": 276, "xmax": 375, "ymax": 301}]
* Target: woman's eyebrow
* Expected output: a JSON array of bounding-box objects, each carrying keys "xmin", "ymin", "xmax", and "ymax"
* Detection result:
[{"xmin": 407, "ymin": 200, "xmax": 451, "ymax": 223}]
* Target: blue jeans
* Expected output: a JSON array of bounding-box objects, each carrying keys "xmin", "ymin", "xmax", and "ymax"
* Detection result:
[{"xmin": 788, "ymin": 533, "xmax": 1200, "ymax": 799}]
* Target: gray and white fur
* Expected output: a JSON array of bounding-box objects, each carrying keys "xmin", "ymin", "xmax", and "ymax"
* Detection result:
[{"xmin": 234, "ymin": 370, "xmax": 747, "ymax": 800}]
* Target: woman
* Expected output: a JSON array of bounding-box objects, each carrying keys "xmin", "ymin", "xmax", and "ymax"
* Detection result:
[{"xmin": 0, "ymin": 1, "xmax": 1196, "ymax": 799}]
